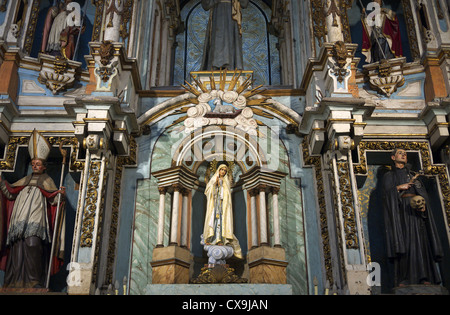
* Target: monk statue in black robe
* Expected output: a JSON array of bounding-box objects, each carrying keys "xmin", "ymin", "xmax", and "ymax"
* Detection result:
[
  {"xmin": 201, "ymin": 0, "xmax": 249, "ymax": 70},
  {"xmin": 382, "ymin": 148, "xmax": 443, "ymax": 287}
]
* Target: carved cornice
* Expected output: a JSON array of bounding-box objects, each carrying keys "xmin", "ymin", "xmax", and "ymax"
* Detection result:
[
  {"xmin": 152, "ymin": 164, "xmax": 199, "ymax": 191},
  {"xmin": 240, "ymin": 166, "xmax": 287, "ymax": 192}
]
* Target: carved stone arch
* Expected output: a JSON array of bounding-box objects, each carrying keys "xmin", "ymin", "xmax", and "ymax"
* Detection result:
[
  {"xmin": 137, "ymin": 92, "xmax": 301, "ymax": 129},
  {"xmin": 171, "ymin": 126, "xmax": 266, "ymax": 169}
]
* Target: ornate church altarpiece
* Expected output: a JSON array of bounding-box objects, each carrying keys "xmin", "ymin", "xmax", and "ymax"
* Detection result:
[{"xmin": 129, "ymin": 70, "xmax": 308, "ymax": 295}]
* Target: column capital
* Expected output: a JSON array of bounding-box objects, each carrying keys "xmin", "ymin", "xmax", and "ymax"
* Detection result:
[
  {"xmin": 158, "ymin": 186, "xmax": 167, "ymax": 195},
  {"xmin": 172, "ymin": 183, "xmax": 182, "ymax": 192},
  {"xmin": 258, "ymin": 184, "xmax": 267, "ymax": 192}
]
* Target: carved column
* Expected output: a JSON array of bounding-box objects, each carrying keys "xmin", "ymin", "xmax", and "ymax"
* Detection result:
[
  {"xmin": 249, "ymin": 189, "xmax": 258, "ymax": 249},
  {"xmin": 150, "ymin": 166, "xmax": 197, "ymax": 284},
  {"xmin": 415, "ymin": 0, "xmax": 448, "ymax": 99},
  {"xmin": 170, "ymin": 184, "xmax": 181, "ymax": 246},
  {"xmin": 271, "ymin": 0, "xmax": 295, "ymax": 85},
  {"xmin": 271, "ymin": 187, "xmax": 281, "ymax": 247},
  {"xmin": 324, "ymin": 0, "xmax": 344, "ymax": 42},
  {"xmin": 258, "ymin": 185, "xmax": 268, "ymax": 246},
  {"xmin": 68, "ymin": 134, "xmax": 110, "ymax": 294},
  {"xmin": 3, "ymin": 0, "xmax": 34, "ymax": 50},
  {"xmin": 299, "ymin": 95, "xmax": 376, "ymax": 294},
  {"xmin": 66, "ymin": 95, "xmax": 139, "ymax": 295},
  {"xmin": 327, "ymin": 145, "xmax": 370, "ymax": 295},
  {"xmin": 241, "ymin": 167, "xmax": 288, "ymax": 284},
  {"xmin": 147, "ymin": 0, "xmax": 181, "ymax": 87},
  {"xmin": 180, "ymin": 189, "xmax": 190, "ymax": 248},
  {"xmin": 104, "ymin": 0, "xmax": 124, "ymax": 42},
  {"xmin": 156, "ymin": 187, "xmax": 167, "ymax": 247}
]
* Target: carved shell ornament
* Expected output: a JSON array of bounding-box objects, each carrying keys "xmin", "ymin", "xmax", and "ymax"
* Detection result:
[{"xmin": 181, "ymin": 70, "xmax": 269, "ymax": 136}]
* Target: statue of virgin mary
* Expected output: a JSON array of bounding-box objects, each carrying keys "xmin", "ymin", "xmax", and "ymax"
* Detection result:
[{"xmin": 202, "ymin": 163, "xmax": 242, "ymax": 259}]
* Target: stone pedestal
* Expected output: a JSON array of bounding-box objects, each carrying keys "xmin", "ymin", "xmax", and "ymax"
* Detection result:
[
  {"xmin": 150, "ymin": 246, "xmax": 192, "ymax": 284},
  {"xmin": 247, "ymin": 246, "xmax": 288, "ymax": 284},
  {"xmin": 346, "ymin": 264, "xmax": 371, "ymax": 295}
]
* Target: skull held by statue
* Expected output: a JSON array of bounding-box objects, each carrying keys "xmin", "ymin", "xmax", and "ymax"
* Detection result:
[{"xmin": 410, "ymin": 195, "xmax": 426, "ymax": 210}]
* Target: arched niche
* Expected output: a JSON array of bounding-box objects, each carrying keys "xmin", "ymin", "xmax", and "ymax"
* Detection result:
[
  {"xmin": 130, "ymin": 115, "xmax": 308, "ymax": 293},
  {"xmin": 346, "ymin": 0, "xmax": 419, "ymax": 69},
  {"xmin": 29, "ymin": 0, "xmax": 96, "ymax": 68},
  {"xmin": 173, "ymin": 0, "xmax": 281, "ymax": 86}
]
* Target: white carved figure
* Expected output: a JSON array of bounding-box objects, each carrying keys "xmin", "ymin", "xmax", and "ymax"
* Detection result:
[{"xmin": 212, "ymin": 98, "xmax": 235, "ymax": 114}]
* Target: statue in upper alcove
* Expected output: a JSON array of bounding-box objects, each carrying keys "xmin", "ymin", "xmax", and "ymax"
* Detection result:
[
  {"xmin": 201, "ymin": 0, "xmax": 249, "ymax": 71},
  {"xmin": 41, "ymin": 0, "xmax": 84, "ymax": 60},
  {"xmin": 361, "ymin": 0, "xmax": 403, "ymax": 63}
]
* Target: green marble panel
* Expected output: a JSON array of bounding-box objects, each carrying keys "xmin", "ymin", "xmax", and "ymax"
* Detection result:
[{"xmin": 129, "ymin": 177, "xmax": 171, "ymax": 294}]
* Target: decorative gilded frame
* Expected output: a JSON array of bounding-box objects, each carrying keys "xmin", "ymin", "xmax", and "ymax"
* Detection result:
[
  {"xmin": 313, "ymin": 0, "xmax": 421, "ymax": 61},
  {"xmin": 104, "ymin": 136, "xmax": 137, "ymax": 284},
  {"xmin": 337, "ymin": 161, "xmax": 359, "ymax": 250},
  {"xmin": 24, "ymin": 0, "xmax": 118, "ymax": 56},
  {"xmin": 80, "ymin": 160, "xmax": 103, "ymax": 248},
  {"xmin": 0, "ymin": 135, "xmax": 84, "ymax": 172},
  {"xmin": 302, "ymin": 140, "xmax": 333, "ymax": 285},
  {"xmin": 353, "ymin": 140, "xmax": 450, "ymax": 231}
]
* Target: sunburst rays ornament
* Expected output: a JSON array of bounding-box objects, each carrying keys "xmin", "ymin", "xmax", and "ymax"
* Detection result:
[{"xmin": 181, "ymin": 69, "xmax": 270, "ymax": 135}]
